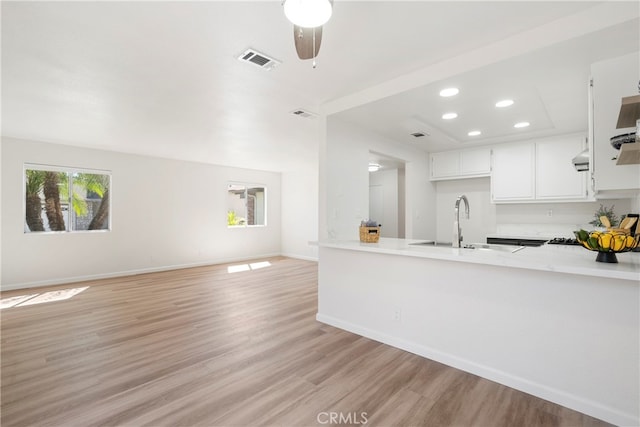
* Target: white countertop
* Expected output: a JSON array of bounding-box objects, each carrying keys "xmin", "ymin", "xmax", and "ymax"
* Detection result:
[{"xmin": 317, "ymin": 238, "xmax": 640, "ymax": 282}]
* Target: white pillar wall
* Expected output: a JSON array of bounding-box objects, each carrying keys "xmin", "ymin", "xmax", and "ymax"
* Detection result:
[{"xmin": 324, "ymin": 117, "xmax": 435, "ymax": 241}]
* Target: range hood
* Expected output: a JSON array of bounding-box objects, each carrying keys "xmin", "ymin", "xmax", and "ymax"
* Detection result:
[{"xmin": 572, "ymin": 149, "xmax": 589, "ymax": 171}]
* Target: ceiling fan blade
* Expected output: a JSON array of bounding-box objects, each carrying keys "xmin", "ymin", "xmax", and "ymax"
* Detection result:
[{"xmin": 293, "ymin": 25, "xmax": 322, "ymax": 60}]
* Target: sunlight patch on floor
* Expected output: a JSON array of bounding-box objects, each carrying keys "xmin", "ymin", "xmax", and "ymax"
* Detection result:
[
  {"xmin": 0, "ymin": 287, "xmax": 89, "ymax": 309},
  {"xmin": 227, "ymin": 261, "xmax": 272, "ymax": 274}
]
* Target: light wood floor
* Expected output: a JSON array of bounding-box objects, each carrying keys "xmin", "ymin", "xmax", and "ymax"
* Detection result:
[{"xmin": 1, "ymin": 257, "xmax": 611, "ymax": 427}]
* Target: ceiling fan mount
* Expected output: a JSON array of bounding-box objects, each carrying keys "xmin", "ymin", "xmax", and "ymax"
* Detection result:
[
  {"xmin": 294, "ymin": 25, "xmax": 323, "ymax": 61},
  {"xmin": 283, "ymin": 0, "xmax": 333, "ymax": 66}
]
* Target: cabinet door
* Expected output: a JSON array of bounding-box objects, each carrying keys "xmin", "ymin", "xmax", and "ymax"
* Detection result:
[
  {"xmin": 430, "ymin": 151, "xmax": 459, "ymax": 179},
  {"xmin": 536, "ymin": 137, "xmax": 587, "ymax": 200},
  {"xmin": 461, "ymin": 148, "xmax": 491, "ymax": 176},
  {"xmin": 591, "ymin": 53, "xmax": 640, "ymax": 192},
  {"xmin": 491, "ymin": 143, "xmax": 535, "ymax": 201}
]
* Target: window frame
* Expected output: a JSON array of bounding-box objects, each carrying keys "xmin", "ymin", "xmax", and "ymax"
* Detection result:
[
  {"xmin": 23, "ymin": 163, "xmax": 112, "ymax": 234},
  {"xmin": 227, "ymin": 182, "xmax": 267, "ymax": 228}
]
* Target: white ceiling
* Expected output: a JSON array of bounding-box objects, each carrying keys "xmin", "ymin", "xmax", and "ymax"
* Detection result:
[{"xmin": 2, "ymin": 1, "xmax": 639, "ymax": 173}]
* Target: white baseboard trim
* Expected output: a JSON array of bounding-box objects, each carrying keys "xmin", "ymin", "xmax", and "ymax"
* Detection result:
[
  {"xmin": 1, "ymin": 252, "xmax": 283, "ymax": 291},
  {"xmin": 316, "ymin": 313, "xmax": 638, "ymax": 427},
  {"xmin": 280, "ymin": 252, "xmax": 318, "ymax": 262}
]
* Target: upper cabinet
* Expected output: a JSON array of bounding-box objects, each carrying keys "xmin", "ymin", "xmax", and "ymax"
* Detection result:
[
  {"xmin": 590, "ymin": 52, "xmax": 640, "ymax": 194},
  {"xmin": 491, "ymin": 143, "xmax": 535, "ymax": 201},
  {"xmin": 430, "ymin": 147, "xmax": 491, "ymax": 181},
  {"xmin": 491, "ymin": 135, "xmax": 588, "ymax": 203},
  {"xmin": 535, "ymin": 137, "xmax": 587, "ymax": 200}
]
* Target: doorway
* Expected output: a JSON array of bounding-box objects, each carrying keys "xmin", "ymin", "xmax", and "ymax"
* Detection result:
[{"xmin": 368, "ymin": 151, "xmax": 406, "ymax": 238}]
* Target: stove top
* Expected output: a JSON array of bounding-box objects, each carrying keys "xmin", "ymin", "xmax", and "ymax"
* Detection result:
[{"xmin": 547, "ymin": 237, "xmax": 581, "ymax": 246}]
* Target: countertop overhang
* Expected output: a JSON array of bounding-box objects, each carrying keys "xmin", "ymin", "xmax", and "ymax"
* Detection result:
[{"xmin": 317, "ymin": 238, "xmax": 640, "ymax": 282}]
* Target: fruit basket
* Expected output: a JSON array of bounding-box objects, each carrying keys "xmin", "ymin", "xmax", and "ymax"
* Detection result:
[{"xmin": 573, "ymin": 229, "xmax": 639, "ymax": 263}]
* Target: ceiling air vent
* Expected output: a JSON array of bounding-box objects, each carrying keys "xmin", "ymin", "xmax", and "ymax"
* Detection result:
[
  {"xmin": 290, "ymin": 109, "xmax": 318, "ymax": 119},
  {"xmin": 237, "ymin": 48, "xmax": 281, "ymax": 71}
]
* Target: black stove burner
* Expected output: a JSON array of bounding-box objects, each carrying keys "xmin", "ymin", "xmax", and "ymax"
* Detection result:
[{"xmin": 547, "ymin": 237, "xmax": 581, "ymax": 246}]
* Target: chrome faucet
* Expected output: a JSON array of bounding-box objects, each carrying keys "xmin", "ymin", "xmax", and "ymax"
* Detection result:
[{"xmin": 453, "ymin": 195, "xmax": 469, "ymax": 248}]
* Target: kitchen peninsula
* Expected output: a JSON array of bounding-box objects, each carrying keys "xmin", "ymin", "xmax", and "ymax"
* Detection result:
[{"xmin": 317, "ymin": 238, "xmax": 639, "ymax": 426}]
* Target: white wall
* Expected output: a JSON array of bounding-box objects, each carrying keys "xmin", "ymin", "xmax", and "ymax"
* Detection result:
[
  {"xmin": 1, "ymin": 137, "xmax": 283, "ymax": 289},
  {"xmin": 322, "ymin": 118, "xmax": 435, "ymax": 241},
  {"xmin": 281, "ymin": 168, "xmax": 319, "ymax": 261}
]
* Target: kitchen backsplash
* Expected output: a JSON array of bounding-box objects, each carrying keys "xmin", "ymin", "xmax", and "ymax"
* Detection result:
[
  {"xmin": 434, "ymin": 177, "xmax": 635, "ymax": 242},
  {"xmin": 490, "ymin": 224, "xmax": 592, "ymax": 239}
]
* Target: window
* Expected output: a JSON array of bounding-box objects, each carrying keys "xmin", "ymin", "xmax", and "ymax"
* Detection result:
[
  {"xmin": 24, "ymin": 164, "xmax": 111, "ymax": 233},
  {"xmin": 227, "ymin": 183, "xmax": 266, "ymax": 227}
]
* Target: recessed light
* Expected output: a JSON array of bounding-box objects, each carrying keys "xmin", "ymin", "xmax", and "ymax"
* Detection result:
[
  {"xmin": 514, "ymin": 121, "xmax": 530, "ymax": 128},
  {"xmin": 442, "ymin": 112, "xmax": 458, "ymax": 120},
  {"xmin": 468, "ymin": 130, "xmax": 482, "ymax": 136},
  {"xmin": 368, "ymin": 163, "xmax": 381, "ymax": 172},
  {"xmin": 495, "ymin": 99, "xmax": 514, "ymax": 108},
  {"xmin": 439, "ymin": 87, "xmax": 459, "ymax": 97}
]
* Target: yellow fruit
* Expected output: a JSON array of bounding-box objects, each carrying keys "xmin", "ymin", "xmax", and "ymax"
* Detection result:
[
  {"xmin": 598, "ymin": 233, "xmax": 612, "ymax": 250},
  {"xmin": 590, "ymin": 231, "xmax": 602, "ymax": 239},
  {"xmin": 612, "ymin": 235, "xmax": 626, "ymax": 251},
  {"xmin": 626, "ymin": 235, "xmax": 638, "ymax": 249}
]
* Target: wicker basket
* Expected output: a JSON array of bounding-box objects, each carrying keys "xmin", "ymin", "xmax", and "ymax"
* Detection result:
[{"xmin": 359, "ymin": 226, "xmax": 380, "ymax": 243}]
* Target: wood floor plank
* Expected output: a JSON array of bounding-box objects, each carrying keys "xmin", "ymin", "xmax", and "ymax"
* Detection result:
[{"xmin": 1, "ymin": 257, "xmax": 612, "ymax": 427}]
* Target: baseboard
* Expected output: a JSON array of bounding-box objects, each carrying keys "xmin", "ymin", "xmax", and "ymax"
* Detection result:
[
  {"xmin": 1, "ymin": 252, "xmax": 282, "ymax": 291},
  {"xmin": 280, "ymin": 252, "xmax": 318, "ymax": 262},
  {"xmin": 315, "ymin": 313, "xmax": 638, "ymax": 427}
]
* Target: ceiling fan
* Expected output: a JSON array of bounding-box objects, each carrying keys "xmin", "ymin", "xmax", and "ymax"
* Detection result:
[{"xmin": 283, "ymin": 0, "xmax": 333, "ymax": 66}]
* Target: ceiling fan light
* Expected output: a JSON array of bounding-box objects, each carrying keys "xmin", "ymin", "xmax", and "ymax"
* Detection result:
[{"xmin": 284, "ymin": 0, "xmax": 332, "ymax": 28}]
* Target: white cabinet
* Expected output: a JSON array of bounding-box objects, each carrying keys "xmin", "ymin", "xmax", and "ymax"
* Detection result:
[
  {"xmin": 535, "ymin": 137, "xmax": 587, "ymax": 200},
  {"xmin": 591, "ymin": 52, "xmax": 640, "ymax": 194},
  {"xmin": 430, "ymin": 147, "xmax": 491, "ymax": 181},
  {"xmin": 461, "ymin": 149, "xmax": 492, "ymax": 176},
  {"xmin": 491, "ymin": 135, "xmax": 588, "ymax": 203},
  {"xmin": 430, "ymin": 151, "xmax": 459, "ymax": 179},
  {"xmin": 491, "ymin": 143, "xmax": 535, "ymax": 201}
]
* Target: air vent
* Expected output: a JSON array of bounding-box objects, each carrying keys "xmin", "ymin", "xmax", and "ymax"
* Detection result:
[
  {"xmin": 237, "ymin": 48, "xmax": 281, "ymax": 71},
  {"xmin": 410, "ymin": 131, "xmax": 429, "ymax": 138},
  {"xmin": 290, "ymin": 109, "xmax": 318, "ymax": 119}
]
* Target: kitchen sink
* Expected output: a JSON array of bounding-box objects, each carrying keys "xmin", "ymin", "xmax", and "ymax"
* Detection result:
[
  {"xmin": 462, "ymin": 243, "xmax": 526, "ymax": 253},
  {"xmin": 409, "ymin": 241, "xmax": 525, "ymax": 253},
  {"xmin": 409, "ymin": 241, "xmax": 453, "ymax": 247}
]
